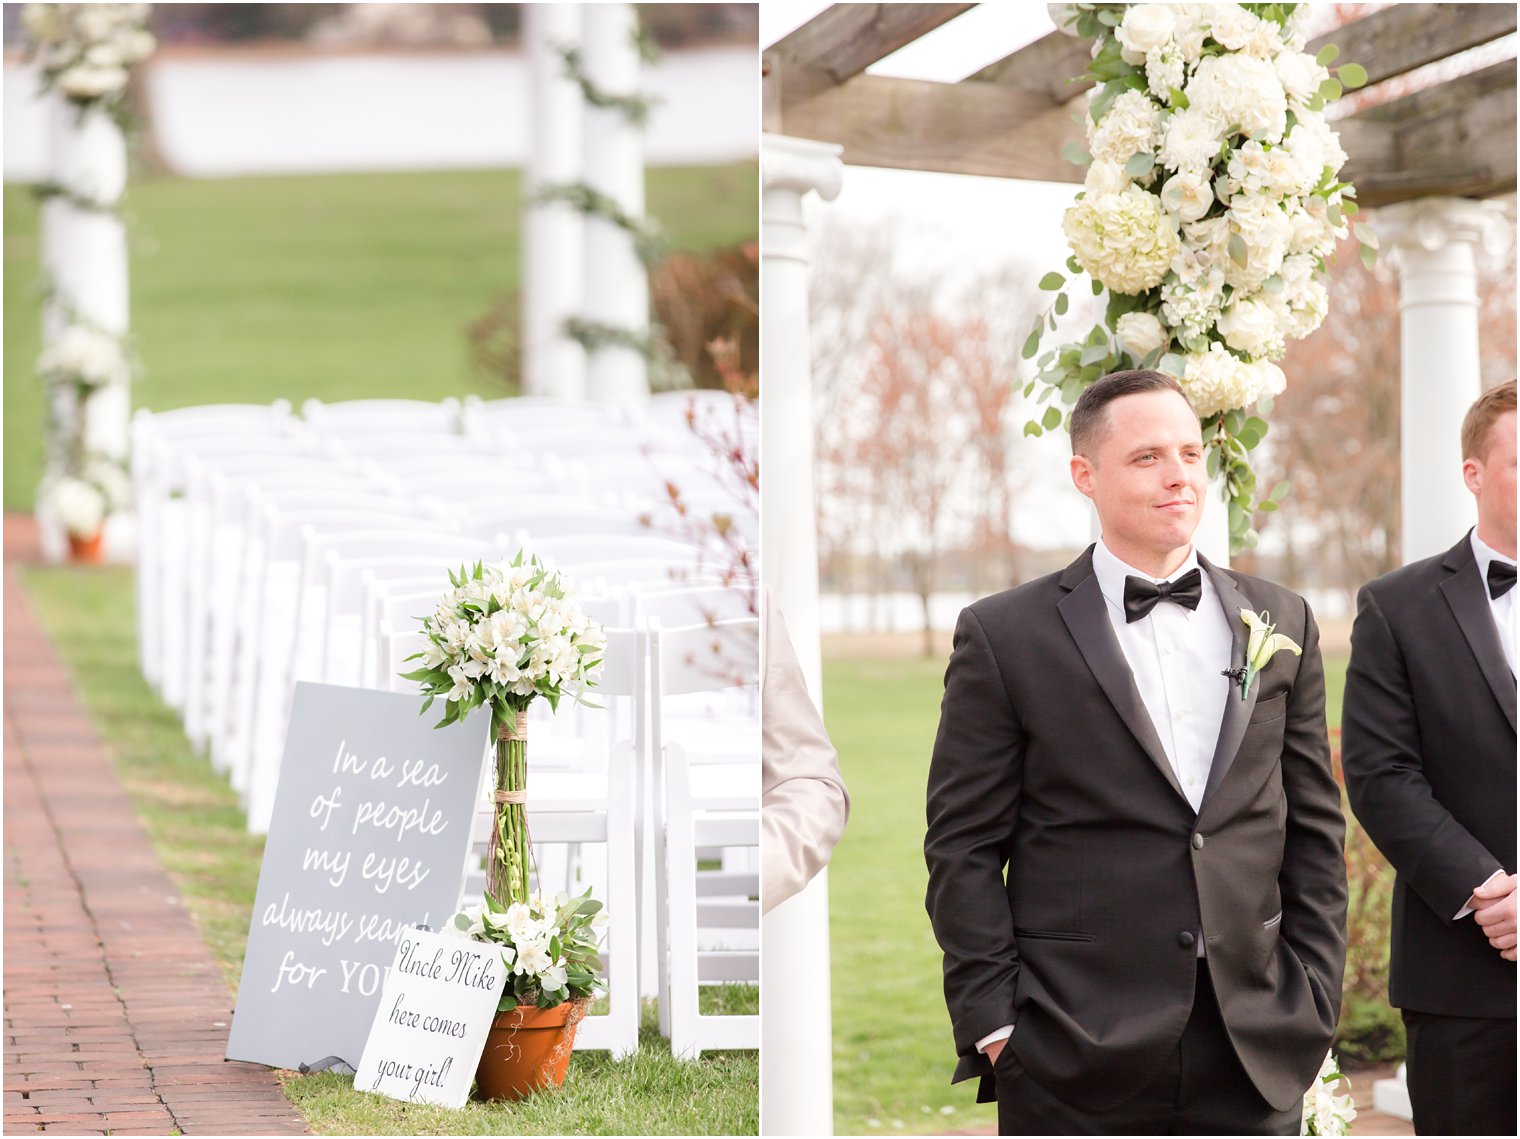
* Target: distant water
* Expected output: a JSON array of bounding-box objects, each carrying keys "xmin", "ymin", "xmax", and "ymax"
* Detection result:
[{"xmin": 4, "ymin": 46, "xmax": 757, "ymax": 181}]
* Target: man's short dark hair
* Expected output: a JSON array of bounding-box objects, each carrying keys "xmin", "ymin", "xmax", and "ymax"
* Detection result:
[
  {"xmin": 1070, "ymin": 369, "xmax": 1192, "ymax": 457},
  {"xmin": 1461, "ymin": 379, "xmax": 1516, "ymax": 462}
]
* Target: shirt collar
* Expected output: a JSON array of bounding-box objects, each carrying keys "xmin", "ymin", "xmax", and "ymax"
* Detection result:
[
  {"xmin": 1471, "ymin": 528, "xmax": 1517, "ymax": 593},
  {"xmin": 1092, "ymin": 537, "xmax": 1202, "ymax": 611}
]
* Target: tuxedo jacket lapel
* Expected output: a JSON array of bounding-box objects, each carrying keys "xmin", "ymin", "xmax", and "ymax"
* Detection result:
[
  {"xmin": 1057, "ymin": 552, "xmax": 1188, "ymax": 804},
  {"xmin": 1199, "ymin": 554, "xmax": 1258, "ymax": 811},
  {"xmin": 1439, "ymin": 536, "xmax": 1518, "ymax": 732}
]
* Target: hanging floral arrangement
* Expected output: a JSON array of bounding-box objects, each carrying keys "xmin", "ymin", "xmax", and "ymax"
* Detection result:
[{"xmin": 1026, "ymin": 2, "xmax": 1376, "ymax": 552}]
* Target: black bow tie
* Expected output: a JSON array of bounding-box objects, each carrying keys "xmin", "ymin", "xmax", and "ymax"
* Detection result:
[
  {"xmin": 1488, "ymin": 560, "xmax": 1516, "ymax": 599},
  {"xmin": 1124, "ymin": 568, "xmax": 1203, "ymax": 623}
]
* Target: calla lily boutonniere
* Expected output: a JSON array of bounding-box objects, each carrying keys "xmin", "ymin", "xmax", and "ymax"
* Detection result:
[{"xmin": 1226, "ymin": 609, "xmax": 1302, "ymax": 701}]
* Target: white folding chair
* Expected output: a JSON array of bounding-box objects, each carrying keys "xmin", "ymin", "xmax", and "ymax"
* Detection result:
[
  {"xmin": 130, "ymin": 403, "xmax": 298, "ymax": 690},
  {"xmin": 649, "ymin": 617, "xmax": 761, "ymax": 1058},
  {"xmin": 301, "ymin": 397, "xmax": 462, "ymax": 435}
]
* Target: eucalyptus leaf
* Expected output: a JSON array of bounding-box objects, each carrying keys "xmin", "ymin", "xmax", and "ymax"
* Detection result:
[
  {"xmin": 1360, "ymin": 243, "xmax": 1377, "ymax": 271},
  {"xmin": 1042, "ymin": 405, "xmax": 1064, "ymax": 430},
  {"xmin": 1055, "ymin": 291, "xmax": 1070, "ymax": 316},
  {"xmin": 1316, "ymin": 43, "xmax": 1340, "ymax": 67},
  {"xmin": 1227, "ymin": 232, "xmax": 1249, "ymax": 269},
  {"xmin": 1125, "ymin": 151, "xmax": 1155, "ymax": 178},
  {"xmin": 1024, "ymin": 421, "xmax": 1044, "ymax": 438},
  {"xmin": 1039, "ymin": 271, "xmax": 1067, "ymax": 291},
  {"xmin": 1338, "ymin": 62, "xmax": 1367, "ymax": 89},
  {"xmin": 1022, "ymin": 327, "xmax": 1041, "ymax": 359},
  {"xmin": 1352, "ymin": 221, "xmax": 1379, "ymax": 249}
]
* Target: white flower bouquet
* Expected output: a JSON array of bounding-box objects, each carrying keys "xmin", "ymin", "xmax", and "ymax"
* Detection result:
[
  {"xmin": 449, "ymin": 887, "xmax": 607, "ymax": 1012},
  {"xmin": 42, "ymin": 458, "xmax": 132, "ymax": 540},
  {"xmin": 1301, "ymin": 1050, "xmax": 1357, "ymax": 1136},
  {"xmin": 37, "ymin": 323, "xmax": 130, "ymax": 393},
  {"xmin": 22, "ymin": 3, "xmax": 156, "ymax": 109},
  {"xmin": 404, "ymin": 555, "xmax": 605, "ymax": 906},
  {"xmin": 1027, "ymin": 2, "xmax": 1375, "ymax": 552}
]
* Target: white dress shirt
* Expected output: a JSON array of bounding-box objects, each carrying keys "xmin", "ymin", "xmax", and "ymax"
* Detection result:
[
  {"xmin": 1091, "ymin": 539, "xmax": 1234, "ymax": 814},
  {"xmin": 976, "ymin": 541, "xmax": 1234, "ymax": 1054}
]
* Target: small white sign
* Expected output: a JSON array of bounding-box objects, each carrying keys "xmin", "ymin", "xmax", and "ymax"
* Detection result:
[{"xmin": 354, "ymin": 927, "xmax": 507, "ymax": 1109}]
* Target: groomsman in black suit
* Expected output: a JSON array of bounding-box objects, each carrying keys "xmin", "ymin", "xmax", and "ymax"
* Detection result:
[
  {"xmin": 925, "ymin": 370, "xmax": 1347, "ymax": 1134},
  {"xmin": 1342, "ymin": 379, "xmax": 1517, "ymax": 1136}
]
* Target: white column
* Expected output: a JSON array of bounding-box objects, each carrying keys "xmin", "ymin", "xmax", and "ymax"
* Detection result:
[
  {"xmin": 522, "ymin": 3, "xmax": 585, "ymax": 400},
  {"xmin": 1376, "ymin": 197, "xmax": 1512, "ymax": 565},
  {"xmin": 581, "ymin": 3, "xmax": 648, "ymax": 408},
  {"xmin": 760, "ymin": 131, "xmax": 843, "ymax": 1138},
  {"xmin": 39, "ymin": 98, "xmax": 134, "ymax": 562}
]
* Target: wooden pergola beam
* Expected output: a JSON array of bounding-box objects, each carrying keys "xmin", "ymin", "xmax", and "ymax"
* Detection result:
[
  {"xmin": 765, "ymin": 3, "xmax": 974, "ymax": 83},
  {"xmin": 1306, "ymin": 2, "xmax": 1516, "ymax": 89}
]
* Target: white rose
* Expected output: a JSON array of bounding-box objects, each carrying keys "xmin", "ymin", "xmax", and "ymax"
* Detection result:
[
  {"xmin": 1160, "ymin": 169, "xmax": 1214, "ymax": 222},
  {"xmin": 1114, "ymin": 312, "xmax": 1168, "ymax": 363},
  {"xmin": 1116, "ymin": 3, "xmax": 1175, "ymax": 55},
  {"xmin": 1216, "ymin": 297, "xmax": 1285, "ymax": 359},
  {"xmin": 1084, "ymin": 159, "xmax": 1131, "ymax": 196},
  {"xmin": 1170, "ymin": 4, "xmax": 1211, "ymax": 62},
  {"xmin": 1208, "ymin": 5, "xmax": 1272, "ymax": 55},
  {"xmin": 1187, "ymin": 54, "xmax": 1287, "ymax": 143}
]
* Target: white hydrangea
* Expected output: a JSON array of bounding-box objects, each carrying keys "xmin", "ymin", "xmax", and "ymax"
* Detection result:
[
  {"xmin": 1225, "ymin": 140, "xmax": 1314, "ymax": 202},
  {"xmin": 1063, "ymin": 185, "xmax": 1180, "ymax": 296},
  {"xmin": 1089, "ymin": 89, "xmax": 1162, "ymax": 169},
  {"xmin": 1170, "ymin": 4, "xmax": 1211, "ymax": 64},
  {"xmin": 1187, "ymin": 54, "xmax": 1288, "ymax": 143},
  {"xmin": 1284, "ymin": 112, "xmax": 1348, "ymax": 188},
  {"xmin": 1181, "ymin": 342, "xmax": 1264, "ymax": 417}
]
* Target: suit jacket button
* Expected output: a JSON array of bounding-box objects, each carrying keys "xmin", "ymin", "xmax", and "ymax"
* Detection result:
[
  {"xmin": 1191, "ymin": 833, "xmax": 1205, "ymax": 850},
  {"xmin": 1178, "ymin": 930, "xmax": 1196, "ymax": 948}
]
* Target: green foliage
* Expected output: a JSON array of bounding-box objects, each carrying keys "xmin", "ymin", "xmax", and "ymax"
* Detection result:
[{"xmin": 1334, "ymin": 992, "xmax": 1406, "ymax": 1065}]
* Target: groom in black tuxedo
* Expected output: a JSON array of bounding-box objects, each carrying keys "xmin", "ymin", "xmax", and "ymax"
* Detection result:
[
  {"xmin": 925, "ymin": 370, "xmax": 1347, "ymax": 1134},
  {"xmin": 1341, "ymin": 379, "xmax": 1516, "ymax": 1135}
]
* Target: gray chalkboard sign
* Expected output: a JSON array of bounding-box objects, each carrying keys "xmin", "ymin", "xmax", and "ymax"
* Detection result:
[{"xmin": 226, "ymin": 682, "xmax": 489, "ymax": 1070}]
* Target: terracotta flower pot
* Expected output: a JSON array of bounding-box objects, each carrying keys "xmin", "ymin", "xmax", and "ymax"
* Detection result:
[
  {"xmin": 474, "ymin": 998, "xmax": 589, "ymax": 1101},
  {"xmin": 67, "ymin": 532, "xmax": 104, "ymax": 563}
]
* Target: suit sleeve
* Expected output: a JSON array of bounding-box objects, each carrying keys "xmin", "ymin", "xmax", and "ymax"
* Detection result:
[
  {"xmin": 761, "ymin": 591, "xmax": 850, "ymax": 914},
  {"xmin": 924, "ymin": 607, "xmax": 1024, "ymax": 1072},
  {"xmin": 1276, "ymin": 598, "xmax": 1349, "ymax": 1013},
  {"xmin": 1341, "ymin": 585, "xmax": 1504, "ymax": 922}
]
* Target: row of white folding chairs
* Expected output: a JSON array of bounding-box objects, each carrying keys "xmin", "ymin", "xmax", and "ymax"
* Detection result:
[
  {"xmin": 405, "ymin": 615, "xmax": 759, "ymax": 1061},
  {"xmin": 133, "ymin": 401, "xmax": 744, "ymax": 696}
]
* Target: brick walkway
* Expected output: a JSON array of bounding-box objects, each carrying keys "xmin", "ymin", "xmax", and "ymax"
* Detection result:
[{"xmin": 4, "ymin": 515, "xmax": 309, "ymax": 1136}]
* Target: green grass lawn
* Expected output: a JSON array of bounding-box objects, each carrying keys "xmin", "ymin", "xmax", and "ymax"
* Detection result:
[
  {"xmin": 25, "ymin": 564, "xmax": 759, "ymax": 1134},
  {"xmin": 3, "ymin": 163, "xmax": 758, "ymax": 510},
  {"xmin": 822, "ymin": 648, "xmax": 1355, "ymax": 1136}
]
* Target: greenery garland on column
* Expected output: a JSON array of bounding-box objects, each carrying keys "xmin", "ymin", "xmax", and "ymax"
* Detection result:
[
  {"xmin": 23, "ymin": 3, "xmax": 155, "ymax": 549},
  {"xmin": 538, "ymin": 18, "xmax": 671, "ymax": 369},
  {"xmin": 1026, "ymin": 2, "xmax": 1376, "ymax": 555}
]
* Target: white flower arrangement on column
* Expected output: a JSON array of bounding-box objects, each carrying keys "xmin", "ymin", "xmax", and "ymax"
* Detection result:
[
  {"xmin": 1027, "ymin": 3, "xmax": 1376, "ymax": 553},
  {"xmin": 23, "ymin": 3, "xmax": 156, "ymax": 120},
  {"xmin": 23, "ymin": 3, "xmax": 155, "ymax": 554}
]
